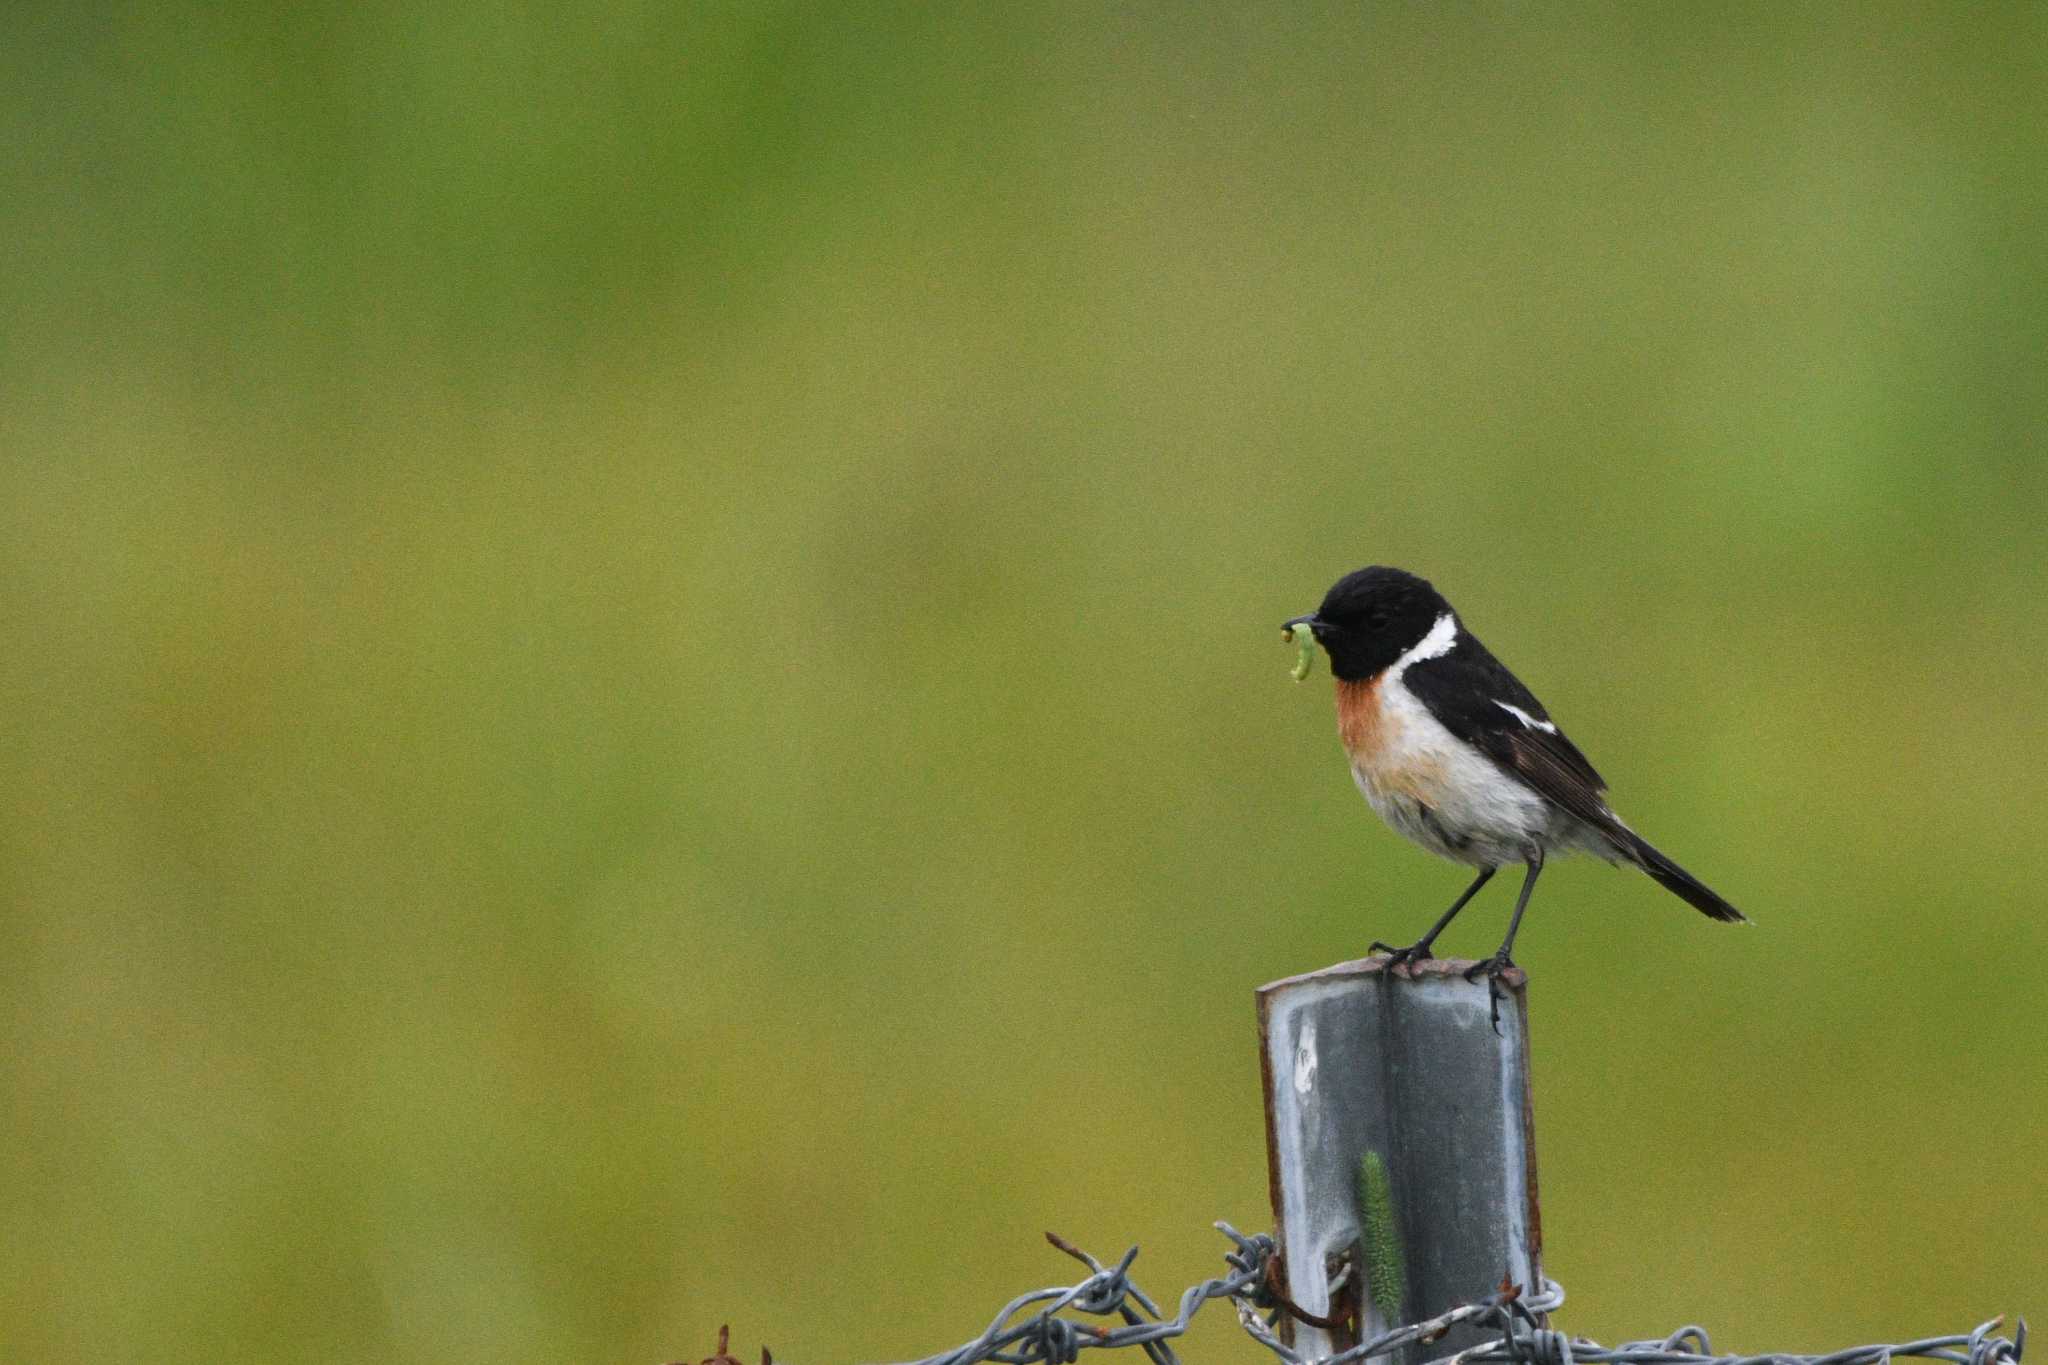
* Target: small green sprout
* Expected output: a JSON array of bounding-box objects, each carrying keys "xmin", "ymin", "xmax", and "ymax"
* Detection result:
[
  {"xmin": 1356, "ymin": 1150, "xmax": 1406, "ymax": 1322},
  {"xmin": 1285, "ymin": 623, "xmax": 1317, "ymax": 682}
]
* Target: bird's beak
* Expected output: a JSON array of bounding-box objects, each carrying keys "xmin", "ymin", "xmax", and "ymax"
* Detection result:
[{"xmin": 1282, "ymin": 614, "xmax": 1322, "ymax": 638}]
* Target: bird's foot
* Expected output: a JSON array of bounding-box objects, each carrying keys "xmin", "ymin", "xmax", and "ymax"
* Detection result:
[
  {"xmin": 1459, "ymin": 951, "xmax": 1516, "ymax": 982},
  {"xmin": 1461, "ymin": 952, "xmax": 1518, "ymax": 1035},
  {"xmin": 1370, "ymin": 939, "xmax": 1435, "ymax": 974}
]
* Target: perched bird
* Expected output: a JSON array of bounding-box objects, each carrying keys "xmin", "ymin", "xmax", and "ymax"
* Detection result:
[{"xmin": 1284, "ymin": 566, "xmax": 1744, "ymax": 991}]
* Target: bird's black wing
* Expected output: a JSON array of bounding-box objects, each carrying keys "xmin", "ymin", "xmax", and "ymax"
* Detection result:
[
  {"xmin": 1406, "ymin": 629, "xmax": 1749, "ymax": 922},
  {"xmin": 1402, "ymin": 632, "xmax": 1622, "ymax": 836}
]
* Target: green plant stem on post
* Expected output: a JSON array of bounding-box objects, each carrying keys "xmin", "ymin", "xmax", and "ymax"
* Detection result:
[{"xmin": 1356, "ymin": 1151, "xmax": 1406, "ymax": 1323}]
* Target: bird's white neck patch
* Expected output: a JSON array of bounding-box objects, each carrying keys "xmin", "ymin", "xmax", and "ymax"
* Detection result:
[{"xmin": 1388, "ymin": 612, "xmax": 1458, "ymax": 680}]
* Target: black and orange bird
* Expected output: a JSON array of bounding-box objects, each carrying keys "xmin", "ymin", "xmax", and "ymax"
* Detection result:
[{"xmin": 1285, "ymin": 567, "xmax": 1745, "ymax": 988}]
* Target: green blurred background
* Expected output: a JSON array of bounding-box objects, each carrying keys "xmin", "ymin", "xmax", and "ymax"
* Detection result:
[{"xmin": 4, "ymin": 3, "xmax": 2044, "ymax": 1360}]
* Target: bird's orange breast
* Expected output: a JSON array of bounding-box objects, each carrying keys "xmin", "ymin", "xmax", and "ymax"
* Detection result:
[
  {"xmin": 1337, "ymin": 672, "xmax": 1450, "ymax": 807},
  {"xmin": 1335, "ymin": 675, "xmax": 1387, "ymax": 761}
]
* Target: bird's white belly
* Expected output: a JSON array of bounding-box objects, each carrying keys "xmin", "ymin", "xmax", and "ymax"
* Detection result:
[{"xmin": 1350, "ymin": 678, "xmax": 1552, "ymax": 866}]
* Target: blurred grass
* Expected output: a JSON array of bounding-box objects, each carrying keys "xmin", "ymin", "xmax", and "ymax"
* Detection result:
[{"xmin": 2, "ymin": 2, "xmax": 2045, "ymax": 1360}]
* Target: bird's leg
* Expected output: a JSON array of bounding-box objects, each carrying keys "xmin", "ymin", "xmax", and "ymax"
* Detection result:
[
  {"xmin": 1372, "ymin": 866, "xmax": 1496, "ymax": 972},
  {"xmin": 1464, "ymin": 851, "xmax": 1544, "ymax": 1031}
]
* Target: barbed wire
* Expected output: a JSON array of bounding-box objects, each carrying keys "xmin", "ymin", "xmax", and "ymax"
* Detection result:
[{"xmin": 882, "ymin": 1224, "xmax": 2025, "ymax": 1365}]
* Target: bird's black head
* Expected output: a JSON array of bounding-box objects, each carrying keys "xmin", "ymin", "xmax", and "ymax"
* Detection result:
[{"xmin": 1284, "ymin": 566, "xmax": 1452, "ymax": 681}]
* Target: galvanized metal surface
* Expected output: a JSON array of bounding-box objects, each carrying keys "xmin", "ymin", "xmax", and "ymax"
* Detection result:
[{"xmin": 1258, "ymin": 957, "xmax": 1544, "ymax": 1365}]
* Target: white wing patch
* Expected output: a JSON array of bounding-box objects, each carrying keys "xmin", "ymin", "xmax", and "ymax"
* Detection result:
[{"xmin": 1495, "ymin": 701, "xmax": 1557, "ymax": 734}]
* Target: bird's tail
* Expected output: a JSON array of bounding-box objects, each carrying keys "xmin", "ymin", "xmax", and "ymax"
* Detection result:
[{"xmin": 1616, "ymin": 829, "xmax": 1748, "ymax": 923}]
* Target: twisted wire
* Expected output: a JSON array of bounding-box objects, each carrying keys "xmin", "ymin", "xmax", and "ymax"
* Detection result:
[{"xmin": 886, "ymin": 1227, "xmax": 2024, "ymax": 1365}]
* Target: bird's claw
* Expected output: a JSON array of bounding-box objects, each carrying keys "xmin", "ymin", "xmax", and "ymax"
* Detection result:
[
  {"xmin": 1462, "ymin": 953, "xmax": 1517, "ymax": 1034},
  {"xmin": 1371, "ymin": 940, "xmax": 1433, "ymax": 974},
  {"xmin": 1460, "ymin": 952, "xmax": 1516, "ymax": 982}
]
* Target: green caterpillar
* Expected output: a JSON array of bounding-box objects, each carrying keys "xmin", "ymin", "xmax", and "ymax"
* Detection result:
[
  {"xmin": 1355, "ymin": 1151, "xmax": 1406, "ymax": 1322},
  {"xmin": 1285, "ymin": 623, "xmax": 1317, "ymax": 682}
]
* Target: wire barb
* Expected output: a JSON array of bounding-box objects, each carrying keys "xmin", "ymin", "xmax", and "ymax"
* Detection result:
[{"xmin": 879, "ymin": 1226, "xmax": 2024, "ymax": 1365}]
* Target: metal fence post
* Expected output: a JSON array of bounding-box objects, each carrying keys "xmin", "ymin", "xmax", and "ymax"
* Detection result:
[{"xmin": 1258, "ymin": 957, "xmax": 1545, "ymax": 1363}]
